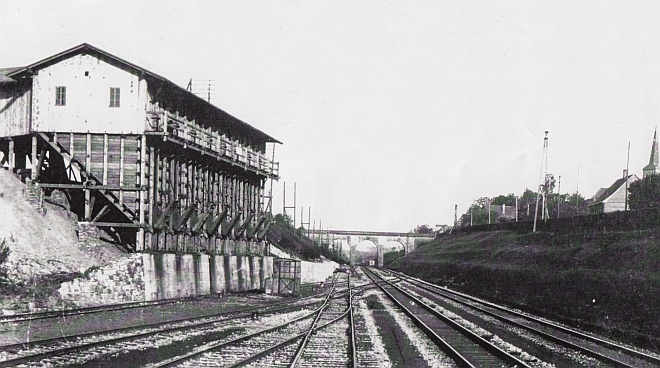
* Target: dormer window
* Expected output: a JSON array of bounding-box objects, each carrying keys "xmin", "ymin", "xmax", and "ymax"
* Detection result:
[
  {"xmin": 55, "ymin": 86, "xmax": 66, "ymax": 106},
  {"xmin": 109, "ymin": 87, "xmax": 120, "ymax": 107}
]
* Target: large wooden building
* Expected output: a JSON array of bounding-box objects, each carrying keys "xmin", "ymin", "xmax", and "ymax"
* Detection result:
[{"xmin": 0, "ymin": 43, "xmax": 280, "ymax": 253}]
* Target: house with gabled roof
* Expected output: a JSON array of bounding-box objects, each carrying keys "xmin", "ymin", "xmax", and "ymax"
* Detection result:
[{"xmin": 588, "ymin": 171, "xmax": 639, "ymax": 215}]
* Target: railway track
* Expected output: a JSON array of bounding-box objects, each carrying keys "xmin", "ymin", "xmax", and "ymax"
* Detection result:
[
  {"xmin": 363, "ymin": 267, "xmax": 530, "ymax": 368},
  {"xmin": 371, "ymin": 267, "xmax": 660, "ymax": 368},
  {"xmin": 145, "ymin": 273, "xmax": 357, "ymax": 368},
  {"xmin": 0, "ymin": 294, "xmax": 329, "ymax": 368},
  {"xmin": 0, "ymin": 295, "xmax": 226, "ymax": 324}
]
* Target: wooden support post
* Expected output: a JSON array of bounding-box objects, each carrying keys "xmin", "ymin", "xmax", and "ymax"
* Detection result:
[
  {"xmin": 69, "ymin": 133, "xmax": 74, "ymax": 158},
  {"xmin": 8, "ymin": 139, "xmax": 14, "ymax": 173},
  {"xmin": 148, "ymin": 147, "xmax": 155, "ymax": 228},
  {"xmin": 35, "ymin": 149, "xmax": 46, "ymax": 181},
  {"xmin": 119, "ymin": 136, "xmax": 125, "ymax": 203},
  {"xmin": 137, "ymin": 135, "xmax": 147, "ymax": 251},
  {"xmin": 86, "ymin": 133, "xmax": 91, "ymax": 171},
  {"xmin": 31, "ymin": 135, "xmax": 38, "ymax": 181},
  {"xmin": 103, "ymin": 134, "xmax": 108, "ymax": 185},
  {"xmin": 84, "ymin": 189, "xmax": 92, "ymax": 221}
]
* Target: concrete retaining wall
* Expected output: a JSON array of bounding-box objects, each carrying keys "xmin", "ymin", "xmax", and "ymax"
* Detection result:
[
  {"xmin": 60, "ymin": 252, "xmax": 272, "ymax": 306},
  {"xmin": 300, "ymin": 260, "xmax": 339, "ymax": 284}
]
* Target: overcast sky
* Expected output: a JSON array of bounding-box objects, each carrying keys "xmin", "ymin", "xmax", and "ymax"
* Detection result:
[{"xmin": 3, "ymin": 1, "xmax": 660, "ymax": 232}]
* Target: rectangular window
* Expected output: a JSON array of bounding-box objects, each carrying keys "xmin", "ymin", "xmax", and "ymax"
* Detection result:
[
  {"xmin": 109, "ymin": 87, "xmax": 120, "ymax": 107},
  {"xmin": 55, "ymin": 86, "xmax": 66, "ymax": 106}
]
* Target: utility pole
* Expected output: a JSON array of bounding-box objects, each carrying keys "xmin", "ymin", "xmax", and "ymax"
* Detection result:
[
  {"xmin": 534, "ymin": 131, "xmax": 549, "ymax": 232},
  {"xmin": 515, "ymin": 196, "xmax": 518, "ymax": 221},
  {"xmin": 283, "ymin": 182, "xmax": 296, "ymax": 231},
  {"xmin": 557, "ymin": 174, "xmax": 561, "ymax": 218},
  {"xmin": 625, "ymin": 141, "xmax": 630, "ymax": 211},
  {"xmin": 576, "ymin": 166, "xmax": 580, "ymax": 209}
]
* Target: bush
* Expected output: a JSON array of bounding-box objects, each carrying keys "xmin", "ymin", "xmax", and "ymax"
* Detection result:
[{"xmin": 0, "ymin": 239, "xmax": 9, "ymax": 266}]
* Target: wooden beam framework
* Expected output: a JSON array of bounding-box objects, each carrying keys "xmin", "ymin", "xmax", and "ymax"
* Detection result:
[{"xmin": 27, "ymin": 132, "xmax": 274, "ymax": 254}]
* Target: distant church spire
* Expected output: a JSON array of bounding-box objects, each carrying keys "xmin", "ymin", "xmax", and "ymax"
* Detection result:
[{"xmin": 643, "ymin": 127, "xmax": 659, "ymax": 178}]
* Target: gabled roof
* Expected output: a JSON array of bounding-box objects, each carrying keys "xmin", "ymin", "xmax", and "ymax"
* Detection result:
[
  {"xmin": 0, "ymin": 67, "xmax": 21, "ymax": 83},
  {"xmin": 2, "ymin": 43, "xmax": 281, "ymax": 145},
  {"xmin": 590, "ymin": 174, "xmax": 639, "ymax": 205}
]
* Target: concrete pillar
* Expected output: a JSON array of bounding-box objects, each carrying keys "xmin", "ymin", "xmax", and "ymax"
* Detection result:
[
  {"xmin": 161, "ymin": 253, "xmax": 177, "ymax": 299},
  {"xmin": 238, "ymin": 256, "xmax": 250, "ymax": 291},
  {"xmin": 377, "ymin": 244, "xmax": 384, "ymax": 267},
  {"xmin": 225, "ymin": 255, "xmax": 239, "ymax": 292},
  {"xmin": 210, "ymin": 255, "xmax": 226, "ymax": 294},
  {"xmin": 180, "ymin": 254, "xmax": 195, "ymax": 297},
  {"xmin": 262, "ymin": 256, "xmax": 273, "ymax": 293},
  {"xmin": 250, "ymin": 256, "xmax": 261, "ymax": 290},
  {"xmin": 196, "ymin": 254, "xmax": 211, "ymax": 296},
  {"xmin": 141, "ymin": 253, "xmax": 158, "ymax": 301}
]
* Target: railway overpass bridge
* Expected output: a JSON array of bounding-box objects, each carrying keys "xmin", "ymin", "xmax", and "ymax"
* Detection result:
[{"xmin": 308, "ymin": 229, "xmax": 435, "ymax": 267}]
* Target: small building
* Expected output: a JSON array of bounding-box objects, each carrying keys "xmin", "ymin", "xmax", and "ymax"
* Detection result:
[
  {"xmin": 588, "ymin": 172, "xmax": 639, "ymax": 214},
  {"xmin": 272, "ymin": 257, "xmax": 301, "ymax": 295}
]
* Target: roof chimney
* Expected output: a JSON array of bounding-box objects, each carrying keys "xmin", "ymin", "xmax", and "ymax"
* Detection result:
[{"xmin": 623, "ymin": 169, "xmax": 628, "ymax": 179}]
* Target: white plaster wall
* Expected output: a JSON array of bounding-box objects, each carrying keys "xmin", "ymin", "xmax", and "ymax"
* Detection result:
[
  {"xmin": 31, "ymin": 54, "xmax": 148, "ymax": 134},
  {"xmin": 300, "ymin": 260, "xmax": 339, "ymax": 284},
  {"xmin": 0, "ymin": 82, "xmax": 31, "ymax": 137}
]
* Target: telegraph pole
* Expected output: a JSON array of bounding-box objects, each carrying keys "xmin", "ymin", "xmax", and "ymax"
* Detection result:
[
  {"xmin": 534, "ymin": 131, "xmax": 549, "ymax": 232},
  {"xmin": 557, "ymin": 174, "xmax": 561, "ymax": 218},
  {"xmin": 625, "ymin": 141, "xmax": 630, "ymax": 211}
]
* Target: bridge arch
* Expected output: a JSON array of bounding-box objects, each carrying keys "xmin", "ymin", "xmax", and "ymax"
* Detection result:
[{"xmin": 308, "ymin": 229, "xmax": 435, "ymax": 267}]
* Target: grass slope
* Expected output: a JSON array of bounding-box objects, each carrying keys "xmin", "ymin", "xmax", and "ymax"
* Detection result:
[{"xmin": 395, "ymin": 230, "xmax": 660, "ymax": 349}]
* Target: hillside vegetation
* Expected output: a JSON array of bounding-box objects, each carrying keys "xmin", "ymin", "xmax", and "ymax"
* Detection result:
[{"xmin": 394, "ymin": 229, "xmax": 660, "ymax": 349}]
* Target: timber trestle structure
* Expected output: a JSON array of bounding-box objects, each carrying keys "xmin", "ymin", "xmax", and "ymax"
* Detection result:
[
  {"xmin": 0, "ymin": 131, "xmax": 275, "ymax": 253},
  {"xmin": 0, "ymin": 43, "xmax": 280, "ymax": 255}
]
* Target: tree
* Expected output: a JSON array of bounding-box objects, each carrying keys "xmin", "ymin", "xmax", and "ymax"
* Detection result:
[
  {"xmin": 491, "ymin": 194, "xmax": 516, "ymax": 206},
  {"xmin": 273, "ymin": 213, "xmax": 293, "ymax": 229},
  {"xmin": 414, "ymin": 224, "xmax": 434, "ymax": 234},
  {"xmin": 628, "ymin": 174, "xmax": 660, "ymax": 210},
  {"xmin": 458, "ymin": 200, "xmax": 496, "ymax": 226}
]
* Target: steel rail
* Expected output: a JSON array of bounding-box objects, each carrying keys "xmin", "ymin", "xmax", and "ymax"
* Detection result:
[
  {"xmin": 365, "ymin": 267, "xmax": 532, "ymax": 368},
  {"xmin": 386, "ymin": 268, "xmax": 660, "ymax": 367},
  {"xmin": 0, "ymin": 297, "xmax": 182, "ymax": 324},
  {"xmin": 348, "ymin": 273, "xmax": 357, "ymax": 368},
  {"xmin": 361, "ymin": 267, "xmax": 476, "ymax": 368},
  {"xmin": 289, "ymin": 274, "xmax": 341, "ymax": 367},
  {"xmin": 228, "ymin": 292, "xmax": 355, "ymax": 368},
  {"xmin": 147, "ymin": 303, "xmax": 329, "ymax": 368},
  {"xmin": 0, "ymin": 298, "xmax": 325, "ymax": 367},
  {"xmin": 149, "ymin": 277, "xmax": 340, "ymax": 368}
]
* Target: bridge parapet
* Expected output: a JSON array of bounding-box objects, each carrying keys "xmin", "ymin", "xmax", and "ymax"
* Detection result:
[{"xmin": 309, "ymin": 229, "xmax": 435, "ymax": 266}]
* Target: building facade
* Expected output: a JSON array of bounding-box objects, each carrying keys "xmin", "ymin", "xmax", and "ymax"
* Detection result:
[
  {"xmin": 588, "ymin": 173, "xmax": 639, "ymax": 214},
  {"xmin": 0, "ymin": 44, "xmax": 280, "ymax": 254}
]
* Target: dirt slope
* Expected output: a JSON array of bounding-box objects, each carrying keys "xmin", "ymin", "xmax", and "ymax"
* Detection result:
[{"xmin": 0, "ymin": 169, "xmax": 125, "ymax": 310}]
